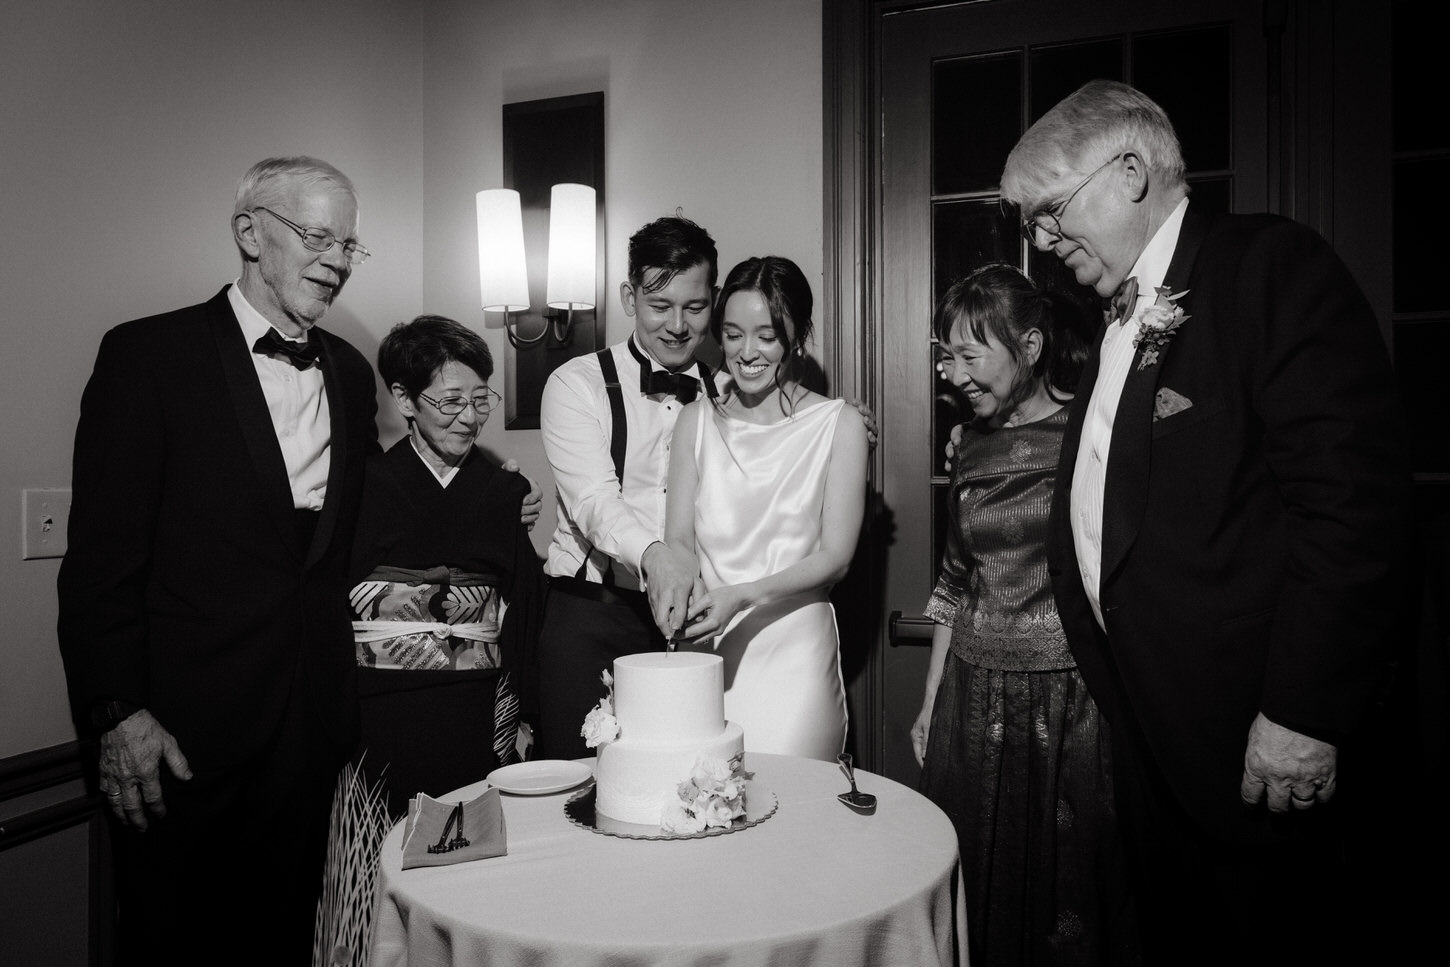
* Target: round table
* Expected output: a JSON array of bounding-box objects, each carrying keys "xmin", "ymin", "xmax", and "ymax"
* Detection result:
[{"xmin": 368, "ymin": 753, "xmax": 967, "ymax": 966}]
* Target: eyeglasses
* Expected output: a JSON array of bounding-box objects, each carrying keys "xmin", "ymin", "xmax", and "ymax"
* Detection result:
[
  {"xmin": 418, "ymin": 387, "xmax": 502, "ymax": 417},
  {"xmin": 1019, "ymin": 152, "xmax": 1125, "ymax": 244},
  {"xmin": 252, "ymin": 207, "xmax": 372, "ymax": 266}
]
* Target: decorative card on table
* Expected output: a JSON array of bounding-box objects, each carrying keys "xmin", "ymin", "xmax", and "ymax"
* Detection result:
[{"xmin": 400, "ymin": 786, "xmax": 507, "ymax": 869}]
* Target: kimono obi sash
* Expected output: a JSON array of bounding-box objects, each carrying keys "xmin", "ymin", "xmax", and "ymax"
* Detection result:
[{"xmin": 350, "ymin": 565, "xmax": 505, "ymax": 671}]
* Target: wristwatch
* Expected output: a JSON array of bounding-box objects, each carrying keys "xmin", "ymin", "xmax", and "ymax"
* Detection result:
[{"xmin": 90, "ymin": 699, "xmax": 140, "ymax": 732}]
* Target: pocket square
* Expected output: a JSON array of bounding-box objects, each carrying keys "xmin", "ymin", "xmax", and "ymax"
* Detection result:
[
  {"xmin": 400, "ymin": 787, "xmax": 507, "ymax": 869},
  {"xmin": 1153, "ymin": 387, "xmax": 1193, "ymax": 421}
]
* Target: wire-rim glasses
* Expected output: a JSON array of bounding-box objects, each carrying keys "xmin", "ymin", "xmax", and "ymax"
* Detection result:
[
  {"xmin": 1019, "ymin": 152, "xmax": 1126, "ymax": 244},
  {"xmin": 418, "ymin": 387, "xmax": 502, "ymax": 417},
  {"xmin": 252, "ymin": 207, "xmax": 372, "ymax": 265}
]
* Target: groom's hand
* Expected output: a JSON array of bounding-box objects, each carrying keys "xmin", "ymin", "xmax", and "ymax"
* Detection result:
[{"xmin": 643, "ymin": 541, "xmax": 696, "ymax": 640}]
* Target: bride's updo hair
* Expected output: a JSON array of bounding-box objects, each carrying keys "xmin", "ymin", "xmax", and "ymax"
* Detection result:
[{"xmin": 711, "ymin": 255, "xmax": 814, "ymax": 362}]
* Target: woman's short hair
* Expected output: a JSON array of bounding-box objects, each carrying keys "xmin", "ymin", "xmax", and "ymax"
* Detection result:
[
  {"xmin": 711, "ymin": 255, "xmax": 814, "ymax": 355},
  {"xmin": 627, "ymin": 214, "xmax": 719, "ymax": 292},
  {"xmin": 933, "ymin": 263, "xmax": 1090, "ymax": 400},
  {"xmin": 234, "ymin": 156, "xmax": 356, "ymax": 216},
  {"xmin": 377, "ymin": 315, "xmax": 494, "ymax": 398},
  {"xmin": 1000, "ymin": 79, "xmax": 1186, "ymax": 211}
]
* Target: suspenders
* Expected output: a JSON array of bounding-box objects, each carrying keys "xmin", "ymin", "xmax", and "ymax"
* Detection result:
[
  {"xmin": 575, "ymin": 344, "xmax": 714, "ymax": 585},
  {"xmin": 596, "ymin": 348, "xmax": 628, "ymax": 485},
  {"xmin": 574, "ymin": 348, "xmax": 628, "ymax": 585}
]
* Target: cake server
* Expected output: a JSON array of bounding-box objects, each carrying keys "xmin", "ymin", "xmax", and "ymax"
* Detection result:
[{"xmin": 836, "ymin": 753, "xmax": 877, "ymax": 814}]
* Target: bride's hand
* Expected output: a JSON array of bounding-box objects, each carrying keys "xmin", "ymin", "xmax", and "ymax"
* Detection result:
[{"xmin": 682, "ymin": 583, "xmax": 755, "ymax": 643}]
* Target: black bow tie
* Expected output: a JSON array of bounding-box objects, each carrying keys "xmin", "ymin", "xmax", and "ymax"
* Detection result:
[
  {"xmin": 253, "ymin": 329, "xmax": 321, "ymax": 370},
  {"xmin": 642, "ymin": 368, "xmax": 700, "ymax": 403},
  {"xmin": 1109, "ymin": 276, "xmax": 1140, "ymax": 326},
  {"xmin": 626, "ymin": 338, "xmax": 714, "ymax": 403}
]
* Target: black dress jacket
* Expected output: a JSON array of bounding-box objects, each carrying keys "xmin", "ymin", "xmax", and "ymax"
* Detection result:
[
  {"xmin": 1048, "ymin": 205, "xmax": 1412, "ymax": 842},
  {"xmin": 58, "ymin": 286, "xmax": 379, "ymax": 768}
]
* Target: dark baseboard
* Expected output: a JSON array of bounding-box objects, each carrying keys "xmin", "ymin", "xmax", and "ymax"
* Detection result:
[{"xmin": 0, "ymin": 740, "xmax": 111, "ymax": 966}]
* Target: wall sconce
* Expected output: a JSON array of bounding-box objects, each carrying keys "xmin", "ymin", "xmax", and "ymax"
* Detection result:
[
  {"xmin": 476, "ymin": 188, "xmax": 539, "ymax": 349},
  {"xmin": 545, "ymin": 183, "xmax": 597, "ymax": 343},
  {"xmin": 476, "ymin": 184, "xmax": 597, "ymax": 349}
]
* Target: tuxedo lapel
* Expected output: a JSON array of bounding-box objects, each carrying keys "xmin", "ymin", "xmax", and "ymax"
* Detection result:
[
  {"xmin": 1100, "ymin": 205, "xmax": 1209, "ymax": 582},
  {"xmin": 305, "ymin": 326, "xmax": 348, "ymax": 569},
  {"xmin": 208, "ymin": 290, "xmax": 307, "ymax": 559}
]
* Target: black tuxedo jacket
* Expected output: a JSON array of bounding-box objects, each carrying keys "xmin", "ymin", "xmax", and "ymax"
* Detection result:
[
  {"xmin": 58, "ymin": 286, "xmax": 379, "ymax": 769},
  {"xmin": 1048, "ymin": 205, "xmax": 1411, "ymax": 841}
]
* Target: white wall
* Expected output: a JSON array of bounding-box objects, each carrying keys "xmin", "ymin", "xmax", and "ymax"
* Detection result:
[
  {"xmin": 0, "ymin": 0, "xmax": 427, "ymax": 758},
  {"xmin": 0, "ymin": 0, "xmax": 822, "ymax": 759}
]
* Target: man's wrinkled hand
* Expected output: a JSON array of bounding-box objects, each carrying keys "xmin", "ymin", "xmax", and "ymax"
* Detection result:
[
  {"xmin": 944, "ymin": 423, "xmax": 964, "ymax": 473},
  {"xmin": 847, "ymin": 399, "xmax": 880, "ymax": 450},
  {"xmin": 98, "ymin": 709, "xmax": 192, "ymax": 831},
  {"xmin": 1239, "ymin": 712, "xmax": 1336, "ymax": 814},
  {"xmin": 503, "ymin": 459, "xmax": 543, "ymax": 530}
]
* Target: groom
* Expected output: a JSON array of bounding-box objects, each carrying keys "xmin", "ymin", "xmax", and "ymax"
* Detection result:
[
  {"xmin": 535, "ymin": 215, "xmax": 720, "ymax": 759},
  {"xmin": 1000, "ymin": 80, "xmax": 1409, "ymax": 961}
]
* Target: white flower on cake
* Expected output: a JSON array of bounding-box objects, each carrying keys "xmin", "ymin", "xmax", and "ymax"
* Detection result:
[
  {"xmin": 580, "ymin": 670, "xmax": 620, "ymax": 748},
  {"xmin": 660, "ymin": 753, "xmax": 751, "ymax": 832},
  {"xmin": 661, "ymin": 799, "xmax": 708, "ymax": 834}
]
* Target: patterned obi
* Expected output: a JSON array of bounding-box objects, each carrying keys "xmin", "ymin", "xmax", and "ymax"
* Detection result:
[{"xmin": 350, "ymin": 565, "xmax": 506, "ymax": 671}]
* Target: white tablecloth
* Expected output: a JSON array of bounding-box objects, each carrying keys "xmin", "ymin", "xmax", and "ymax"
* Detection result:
[{"xmin": 369, "ymin": 753, "xmax": 967, "ymax": 967}]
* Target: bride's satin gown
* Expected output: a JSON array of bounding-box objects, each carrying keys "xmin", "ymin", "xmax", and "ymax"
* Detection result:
[{"xmin": 683, "ymin": 397, "xmax": 849, "ymax": 761}]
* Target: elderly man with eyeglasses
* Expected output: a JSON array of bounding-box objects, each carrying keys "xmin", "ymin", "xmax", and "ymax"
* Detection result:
[
  {"xmin": 58, "ymin": 157, "xmax": 385, "ymax": 964},
  {"xmin": 1001, "ymin": 81, "xmax": 1412, "ymax": 963}
]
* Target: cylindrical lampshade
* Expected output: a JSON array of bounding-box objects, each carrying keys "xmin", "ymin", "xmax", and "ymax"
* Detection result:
[
  {"xmin": 476, "ymin": 189, "xmax": 530, "ymax": 312},
  {"xmin": 546, "ymin": 183, "xmax": 597, "ymax": 310}
]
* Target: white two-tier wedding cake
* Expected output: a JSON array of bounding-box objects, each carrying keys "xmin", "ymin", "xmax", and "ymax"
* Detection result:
[{"xmin": 585, "ymin": 652, "xmax": 746, "ymax": 828}]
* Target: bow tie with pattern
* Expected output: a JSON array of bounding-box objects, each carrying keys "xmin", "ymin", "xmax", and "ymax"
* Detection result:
[
  {"xmin": 1109, "ymin": 276, "xmax": 1140, "ymax": 326},
  {"xmin": 641, "ymin": 368, "xmax": 700, "ymax": 403},
  {"xmin": 252, "ymin": 329, "xmax": 321, "ymax": 370}
]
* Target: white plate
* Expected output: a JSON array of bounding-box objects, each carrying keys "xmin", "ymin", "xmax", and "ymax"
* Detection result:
[{"xmin": 486, "ymin": 760, "xmax": 593, "ymax": 795}]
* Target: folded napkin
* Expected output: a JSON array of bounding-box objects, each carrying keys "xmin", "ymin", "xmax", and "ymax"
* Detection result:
[{"xmin": 400, "ymin": 786, "xmax": 507, "ymax": 870}]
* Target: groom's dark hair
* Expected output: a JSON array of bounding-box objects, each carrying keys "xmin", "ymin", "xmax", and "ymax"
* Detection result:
[{"xmin": 627, "ymin": 213, "xmax": 718, "ymax": 293}]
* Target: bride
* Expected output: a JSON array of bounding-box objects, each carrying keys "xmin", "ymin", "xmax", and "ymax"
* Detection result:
[{"xmin": 648, "ymin": 256, "xmax": 868, "ymax": 761}]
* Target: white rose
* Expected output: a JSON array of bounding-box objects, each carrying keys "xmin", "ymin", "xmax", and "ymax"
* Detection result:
[
  {"xmin": 696, "ymin": 757, "xmax": 734, "ymax": 784},
  {"xmin": 661, "ymin": 800, "xmax": 707, "ymax": 834},
  {"xmin": 700, "ymin": 799, "xmax": 736, "ymax": 829},
  {"xmin": 580, "ymin": 706, "xmax": 619, "ymax": 748}
]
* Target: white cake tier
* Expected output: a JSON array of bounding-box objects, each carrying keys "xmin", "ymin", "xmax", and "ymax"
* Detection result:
[
  {"xmin": 595, "ymin": 722, "xmax": 745, "ymax": 826},
  {"xmin": 612, "ymin": 652, "xmax": 724, "ymax": 742}
]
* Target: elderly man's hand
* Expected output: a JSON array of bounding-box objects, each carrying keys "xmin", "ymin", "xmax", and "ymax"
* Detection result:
[
  {"xmin": 502, "ymin": 459, "xmax": 543, "ymax": 530},
  {"xmin": 944, "ymin": 423, "xmax": 965, "ymax": 473},
  {"xmin": 847, "ymin": 400, "xmax": 879, "ymax": 450},
  {"xmin": 1239, "ymin": 712, "xmax": 1336, "ymax": 814},
  {"xmin": 98, "ymin": 709, "xmax": 192, "ymax": 831},
  {"xmin": 643, "ymin": 542, "xmax": 702, "ymax": 641}
]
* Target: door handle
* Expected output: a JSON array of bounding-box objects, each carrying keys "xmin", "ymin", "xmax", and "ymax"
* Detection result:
[{"xmin": 888, "ymin": 610, "xmax": 934, "ymax": 646}]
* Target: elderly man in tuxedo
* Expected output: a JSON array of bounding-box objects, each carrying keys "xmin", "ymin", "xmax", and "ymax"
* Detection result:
[
  {"xmin": 1000, "ymin": 81, "xmax": 1409, "ymax": 962},
  {"xmin": 58, "ymin": 157, "xmax": 380, "ymax": 964}
]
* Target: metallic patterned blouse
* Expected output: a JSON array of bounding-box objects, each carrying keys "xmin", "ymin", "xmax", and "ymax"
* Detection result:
[{"xmin": 923, "ymin": 409, "xmax": 1074, "ymax": 671}]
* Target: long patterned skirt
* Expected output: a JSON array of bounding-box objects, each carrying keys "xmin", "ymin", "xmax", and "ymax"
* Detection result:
[{"xmin": 919, "ymin": 655, "xmax": 1138, "ymax": 965}]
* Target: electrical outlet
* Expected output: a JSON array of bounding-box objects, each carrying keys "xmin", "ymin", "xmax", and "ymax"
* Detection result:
[{"xmin": 22, "ymin": 488, "xmax": 71, "ymax": 560}]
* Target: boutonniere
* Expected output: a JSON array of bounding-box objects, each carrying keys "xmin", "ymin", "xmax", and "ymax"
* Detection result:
[{"xmin": 1132, "ymin": 287, "xmax": 1190, "ymax": 371}]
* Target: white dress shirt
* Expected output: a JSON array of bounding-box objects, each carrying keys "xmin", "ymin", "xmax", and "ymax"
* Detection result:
[
  {"xmin": 540, "ymin": 337, "xmax": 715, "ymax": 590},
  {"xmin": 228, "ymin": 283, "xmax": 331, "ymax": 510},
  {"xmin": 1068, "ymin": 197, "xmax": 1189, "ymax": 628}
]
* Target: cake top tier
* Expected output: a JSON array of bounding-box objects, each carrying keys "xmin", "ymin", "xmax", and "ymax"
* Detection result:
[{"xmin": 612, "ymin": 652, "xmax": 726, "ymax": 743}]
